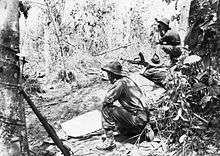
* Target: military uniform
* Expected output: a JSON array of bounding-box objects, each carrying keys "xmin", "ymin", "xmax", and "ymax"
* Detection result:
[
  {"xmin": 157, "ymin": 18, "xmax": 182, "ymax": 65},
  {"xmin": 97, "ymin": 61, "xmax": 153, "ymax": 151},
  {"xmin": 102, "ymin": 76, "xmax": 149, "ymax": 136}
]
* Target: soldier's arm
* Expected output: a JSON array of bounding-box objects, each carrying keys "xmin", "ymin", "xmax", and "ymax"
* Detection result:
[{"xmin": 103, "ymin": 80, "xmax": 124, "ymax": 106}]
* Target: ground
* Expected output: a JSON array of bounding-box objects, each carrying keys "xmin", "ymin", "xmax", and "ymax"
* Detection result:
[{"xmin": 25, "ymin": 72, "xmax": 167, "ymax": 156}]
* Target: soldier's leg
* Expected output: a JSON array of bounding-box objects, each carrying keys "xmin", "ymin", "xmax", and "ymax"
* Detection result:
[
  {"xmin": 102, "ymin": 105, "xmax": 136, "ymax": 134},
  {"xmin": 102, "ymin": 105, "xmax": 149, "ymax": 136}
]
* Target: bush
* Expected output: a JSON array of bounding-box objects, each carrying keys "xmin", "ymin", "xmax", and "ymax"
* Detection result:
[{"xmin": 23, "ymin": 76, "xmax": 45, "ymax": 94}]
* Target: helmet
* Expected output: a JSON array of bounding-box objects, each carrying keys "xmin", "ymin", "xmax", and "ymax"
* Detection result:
[
  {"xmin": 157, "ymin": 18, "xmax": 170, "ymax": 27},
  {"xmin": 148, "ymin": 53, "xmax": 163, "ymax": 67},
  {"xmin": 151, "ymin": 53, "xmax": 160, "ymax": 64},
  {"xmin": 101, "ymin": 61, "xmax": 123, "ymax": 76}
]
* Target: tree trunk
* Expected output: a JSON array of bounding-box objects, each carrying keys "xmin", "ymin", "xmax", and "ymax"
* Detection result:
[
  {"xmin": 216, "ymin": 0, "xmax": 220, "ymax": 72},
  {"xmin": 0, "ymin": 0, "xmax": 29, "ymax": 155},
  {"xmin": 43, "ymin": 25, "xmax": 52, "ymax": 76},
  {"xmin": 178, "ymin": 0, "xmax": 192, "ymax": 45},
  {"xmin": 44, "ymin": 0, "xmax": 67, "ymax": 80}
]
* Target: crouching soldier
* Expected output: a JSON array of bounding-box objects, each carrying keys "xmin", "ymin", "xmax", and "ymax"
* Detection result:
[
  {"xmin": 96, "ymin": 61, "xmax": 154, "ymax": 151},
  {"xmin": 156, "ymin": 18, "xmax": 182, "ymax": 65}
]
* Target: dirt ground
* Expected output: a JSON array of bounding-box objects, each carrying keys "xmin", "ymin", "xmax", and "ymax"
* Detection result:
[
  {"xmin": 26, "ymin": 72, "xmax": 167, "ymax": 156},
  {"xmin": 26, "ymin": 80, "xmax": 107, "ymax": 155}
]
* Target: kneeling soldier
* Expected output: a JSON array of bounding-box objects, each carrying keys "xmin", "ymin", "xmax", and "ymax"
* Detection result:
[{"xmin": 96, "ymin": 61, "xmax": 154, "ymax": 150}]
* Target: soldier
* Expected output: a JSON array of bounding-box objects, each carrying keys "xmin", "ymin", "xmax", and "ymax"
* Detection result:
[
  {"xmin": 156, "ymin": 18, "xmax": 182, "ymax": 65},
  {"xmin": 141, "ymin": 54, "xmax": 168, "ymax": 88},
  {"xmin": 96, "ymin": 61, "xmax": 154, "ymax": 151}
]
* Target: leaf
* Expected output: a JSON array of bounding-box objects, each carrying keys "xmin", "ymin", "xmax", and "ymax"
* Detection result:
[
  {"xmin": 179, "ymin": 134, "xmax": 187, "ymax": 143},
  {"xmin": 203, "ymin": 54, "xmax": 211, "ymax": 69},
  {"xmin": 173, "ymin": 108, "xmax": 189, "ymax": 122},
  {"xmin": 192, "ymin": 82, "xmax": 206, "ymax": 92},
  {"xmin": 200, "ymin": 95, "xmax": 212, "ymax": 105},
  {"xmin": 161, "ymin": 106, "xmax": 169, "ymax": 111},
  {"xmin": 196, "ymin": 71, "xmax": 207, "ymax": 80},
  {"xmin": 177, "ymin": 108, "xmax": 182, "ymax": 116},
  {"xmin": 173, "ymin": 108, "xmax": 182, "ymax": 121},
  {"xmin": 191, "ymin": 126, "xmax": 206, "ymax": 130},
  {"xmin": 180, "ymin": 115, "xmax": 189, "ymax": 122},
  {"xmin": 173, "ymin": 115, "xmax": 179, "ymax": 121},
  {"xmin": 183, "ymin": 55, "xmax": 201, "ymax": 65}
]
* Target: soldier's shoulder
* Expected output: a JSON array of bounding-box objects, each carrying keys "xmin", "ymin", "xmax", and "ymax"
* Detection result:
[
  {"xmin": 166, "ymin": 29, "xmax": 180, "ymax": 36},
  {"xmin": 114, "ymin": 77, "xmax": 127, "ymax": 86},
  {"xmin": 116, "ymin": 77, "xmax": 130, "ymax": 84}
]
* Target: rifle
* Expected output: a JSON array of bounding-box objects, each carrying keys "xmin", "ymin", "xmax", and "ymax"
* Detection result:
[
  {"xmin": 19, "ymin": 88, "xmax": 71, "ymax": 156},
  {"xmin": 120, "ymin": 58, "xmax": 148, "ymax": 66},
  {"xmin": 93, "ymin": 42, "xmax": 137, "ymax": 56},
  {"xmin": 121, "ymin": 52, "xmax": 149, "ymax": 67}
]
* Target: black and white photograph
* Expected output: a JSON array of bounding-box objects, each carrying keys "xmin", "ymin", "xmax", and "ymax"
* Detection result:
[{"xmin": 0, "ymin": 0, "xmax": 220, "ymax": 155}]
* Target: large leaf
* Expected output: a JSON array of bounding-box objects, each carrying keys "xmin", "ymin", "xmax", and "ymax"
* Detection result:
[
  {"xmin": 179, "ymin": 134, "xmax": 187, "ymax": 143},
  {"xmin": 183, "ymin": 55, "xmax": 201, "ymax": 65},
  {"xmin": 173, "ymin": 108, "xmax": 189, "ymax": 122},
  {"xmin": 200, "ymin": 95, "xmax": 212, "ymax": 108}
]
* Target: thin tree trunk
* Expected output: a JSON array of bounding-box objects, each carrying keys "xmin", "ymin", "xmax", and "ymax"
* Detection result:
[
  {"xmin": 217, "ymin": 0, "xmax": 220, "ymax": 20},
  {"xmin": 44, "ymin": 0, "xmax": 66, "ymax": 78},
  {"xmin": 216, "ymin": 0, "xmax": 220, "ymax": 72},
  {"xmin": 43, "ymin": 25, "xmax": 51, "ymax": 75},
  {"xmin": 0, "ymin": 0, "xmax": 29, "ymax": 155},
  {"xmin": 178, "ymin": 0, "xmax": 192, "ymax": 45}
]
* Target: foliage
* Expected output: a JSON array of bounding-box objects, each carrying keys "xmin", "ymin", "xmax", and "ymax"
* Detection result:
[
  {"xmin": 150, "ymin": 56, "xmax": 220, "ymax": 154},
  {"xmin": 185, "ymin": 0, "xmax": 219, "ymax": 71},
  {"xmin": 68, "ymin": 0, "xmax": 113, "ymax": 55},
  {"xmin": 19, "ymin": 1, "xmax": 31, "ymax": 19},
  {"xmin": 22, "ymin": 76, "xmax": 45, "ymax": 95},
  {"xmin": 188, "ymin": 0, "xmax": 217, "ymax": 27},
  {"xmin": 162, "ymin": 0, "xmax": 177, "ymax": 5},
  {"xmin": 143, "ymin": 0, "xmax": 220, "ymax": 154},
  {"xmin": 130, "ymin": 8, "xmax": 148, "ymax": 43},
  {"xmin": 21, "ymin": 0, "xmax": 156, "ymax": 87}
]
